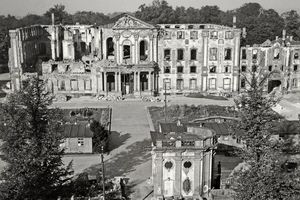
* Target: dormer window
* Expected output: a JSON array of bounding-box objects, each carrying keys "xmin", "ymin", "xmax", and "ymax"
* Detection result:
[
  {"xmin": 225, "ymin": 31, "xmax": 233, "ymax": 39},
  {"xmin": 190, "ymin": 31, "xmax": 198, "ymax": 39},
  {"xmin": 188, "ymin": 25, "xmax": 193, "ymax": 29},
  {"xmin": 210, "ymin": 31, "xmax": 218, "ymax": 39},
  {"xmin": 164, "ymin": 31, "xmax": 171, "ymax": 39}
]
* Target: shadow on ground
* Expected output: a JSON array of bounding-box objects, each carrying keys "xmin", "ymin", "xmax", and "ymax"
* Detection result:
[
  {"xmin": 85, "ymin": 139, "xmax": 152, "ymax": 178},
  {"xmin": 108, "ymin": 131, "xmax": 131, "ymax": 152}
]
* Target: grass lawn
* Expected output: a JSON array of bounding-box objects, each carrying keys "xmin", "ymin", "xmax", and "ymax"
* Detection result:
[{"xmin": 148, "ymin": 104, "xmax": 237, "ymax": 131}]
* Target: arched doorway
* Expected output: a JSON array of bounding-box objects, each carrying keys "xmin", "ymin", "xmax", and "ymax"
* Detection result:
[
  {"xmin": 268, "ymin": 80, "xmax": 281, "ymax": 93},
  {"xmin": 106, "ymin": 37, "xmax": 114, "ymax": 59}
]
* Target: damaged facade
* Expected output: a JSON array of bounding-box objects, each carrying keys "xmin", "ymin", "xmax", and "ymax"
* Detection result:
[
  {"xmin": 240, "ymin": 30, "xmax": 300, "ymax": 93},
  {"xmin": 9, "ymin": 14, "xmax": 242, "ymax": 97}
]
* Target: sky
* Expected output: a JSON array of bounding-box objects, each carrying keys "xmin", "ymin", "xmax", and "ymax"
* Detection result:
[{"xmin": 1, "ymin": 0, "xmax": 300, "ymax": 17}]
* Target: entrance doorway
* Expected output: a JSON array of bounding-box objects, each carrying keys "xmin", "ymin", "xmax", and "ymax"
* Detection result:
[
  {"xmin": 268, "ymin": 80, "xmax": 281, "ymax": 93},
  {"xmin": 121, "ymin": 73, "xmax": 134, "ymax": 95}
]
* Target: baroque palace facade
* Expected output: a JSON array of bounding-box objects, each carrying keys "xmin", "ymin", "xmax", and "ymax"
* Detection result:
[
  {"xmin": 8, "ymin": 14, "xmax": 242, "ymax": 97},
  {"xmin": 8, "ymin": 14, "xmax": 300, "ymax": 96}
]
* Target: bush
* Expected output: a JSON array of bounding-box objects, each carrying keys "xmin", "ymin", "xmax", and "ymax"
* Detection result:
[{"xmin": 186, "ymin": 93, "xmax": 228, "ymax": 100}]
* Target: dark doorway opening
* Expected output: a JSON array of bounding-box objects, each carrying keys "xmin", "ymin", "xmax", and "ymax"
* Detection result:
[
  {"xmin": 107, "ymin": 73, "xmax": 115, "ymax": 91},
  {"xmin": 123, "ymin": 45, "xmax": 131, "ymax": 59},
  {"xmin": 140, "ymin": 72, "xmax": 148, "ymax": 91},
  {"xmin": 268, "ymin": 80, "xmax": 281, "ymax": 93},
  {"xmin": 121, "ymin": 73, "xmax": 134, "ymax": 95}
]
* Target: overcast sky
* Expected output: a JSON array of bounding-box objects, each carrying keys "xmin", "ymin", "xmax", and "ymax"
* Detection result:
[{"xmin": 1, "ymin": 0, "xmax": 299, "ymax": 17}]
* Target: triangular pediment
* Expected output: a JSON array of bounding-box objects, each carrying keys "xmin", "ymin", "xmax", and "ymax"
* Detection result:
[{"xmin": 113, "ymin": 14, "xmax": 155, "ymax": 29}]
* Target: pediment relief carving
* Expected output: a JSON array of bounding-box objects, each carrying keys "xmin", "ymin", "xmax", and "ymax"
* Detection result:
[{"xmin": 113, "ymin": 14, "xmax": 155, "ymax": 30}]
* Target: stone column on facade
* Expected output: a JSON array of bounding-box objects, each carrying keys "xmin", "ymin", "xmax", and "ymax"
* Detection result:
[
  {"xmin": 98, "ymin": 74, "xmax": 103, "ymax": 92},
  {"xmin": 133, "ymin": 72, "xmax": 137, "ymax": 92},
  {"xmin": 115, "ymin": 72, "xmax": 118, "ymax": 92},
  {"xmin": 118, "ymin": 71, "xmax": 121, "ymax": 94},
  {"xmin": 148, "ymin": 71, "xmax": 152, "ymax": 92},
  {"xmin": 137, "ymin": 71, "xmax": 140, "ymax": 92},
  {"xmin": 153, "ymin": 152, "xmax": 164, "ymax": 198},
  {"xmin": 149, "ymin": 37, "xmax": 153, "ymax": 61},
  {"xmin": 200, "ymin": 151, "xmax": 204, "ymax": 196},
  {"xmin": 174, "ymin": 152, "xmax": 182, "ymax": 197},
  {"xmin": 103, "ymin": 72, "xmax": 107, "ymax": 93},
  {"xmin": 134, "ymin": 33, "xmax": 139, "ymax": 64},
  {"xmin": 233, "ymin": 31, "xmax": 241, "ymax": 92},
  {"xmin": 193, "ymin": 151, "xmax": 202, "ymax": 197},
  {"xmin": 202, "ymin": 34, "xmax": 209, "ymax": 92},
  {"xmin": 153, "ymin": 31, "xmax": 158, "ymax": 62}
]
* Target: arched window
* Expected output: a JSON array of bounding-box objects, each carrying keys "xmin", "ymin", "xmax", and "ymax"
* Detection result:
[
  {"xmin": 106, "ymin": 37, "xmax": 114, "ymax": 59},
  {"xmin": 139, "ymin": 40, "xmax": 148, "ymax": 61}
]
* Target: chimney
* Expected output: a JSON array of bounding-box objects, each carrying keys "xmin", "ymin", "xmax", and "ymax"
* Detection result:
[
  {"xmin": 51, "ymin": 13, "xmax": 55, "ymax": 26},
  {"xmin": 233, "ymin": 15, "xmax": 237, "ymax": 28},
  {"xmin": 282, "ymin": 29, "xmax": 286, "ymax": 40}
]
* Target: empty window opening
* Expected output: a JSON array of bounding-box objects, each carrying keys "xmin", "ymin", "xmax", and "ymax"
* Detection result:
[
  {"xmin": 210, "ymin": 31, "xmax": 218, "ymax": 39},
  {"xmin": 252, "ymin": 49, "xmax": 258, "ymax": 60},
  {"xmin": 242, "ymin": 49, "xmax": 247, "ymax": 59},
  {"xmin": 106, "ymin": 37, "xmax": 114, "ymax": 59},
  {"xmin": 294, "ymin": 52, "xmax": 299, "ymax": 59},
  {"xmin": 224, "ymin": 48, "xmax": 232, "ymax": 60},
  {"xmin": 177, "ymin": 49, "xmax": 184, "ymax": 60},
  {"xmin": 177, "ymin": 31, "xmax": 184, "ymax": 39},
  {"xmin": 176, "ymin": 79, "xmax": 184, "ymax": 90},
  {"xmin": 58, "ymin": 80, "xmax": 65, "ymax": 91},
  {"xmin": 139, "ymin": 40, "xmax": 148, "ymax": 61},
  {"xmin": 210, "ymin": 48, "xmax": 218, "ymax": 61},
  {"xmin": 209, "ymin": 66, "xmax": 217, "ymax": 73},
  {"xmin": 51, "ymin": 64, "xmax": 58, "ymax": 72},
  {"xmin": 191, "ymin": 49, "xmax": 197, "ymax": 60},
  {"xmin": 164, "ymin": 49, "xmax": 171, "ymax": 60},
  {"xmin": 188, "ymin": 25, "xmax": 194, "ymax": 29},
  {"xmin": 241, "ymin": 65, "xmax": 247, "ymax": 72},
  {"xmin": 190, "ymin": 31, "xmax": 198, "ymax": 39},
  {"xmin": 252, "ymin": 65, "xmax": 257, "ymax": 72},
  {"xmin": 70, "ymin": 79, "xmax": 79, "ymax": 91},
  {"xmin": 294, "ymin": 65, "xmax": 298, "ymax": 71},
  {"xmin": 269, "ymin": 65, "xmax": 273, "ymax": 72},
  {"xmin": 274, "ymin": 48, "xmax": 280, "ymax": 59},
  {"xmin": 123, "ymin": 45, "xmax": 131, "ymax": 59},
  {"xmin": 190, "ymin": 66, "xmax": 196, "ymax": 73},
  {"xmin": 177, "ymin": 66, "xmax": 184, "ymax": 73},
  {"xmin": 241, "ymin": 79, "xmax": 246, "ymax": 88},
  {"xmin": 224, "ymin": 65, "xmax": 231, "ymax": 73},
  {"xmin": 164, "ymin": 66, "xmax": 170, "ymax": 74}
]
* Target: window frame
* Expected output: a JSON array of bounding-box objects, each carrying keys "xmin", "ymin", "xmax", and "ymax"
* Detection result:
[
  {"xmin": 177, "ymin": 49, "xmax": 184, "ymax": 61},
  {"xmin": 190, "ymin": 66, "xmax": 197, "ymax": 73},
  {"xmin": 177, "ymin": 66, "xmax": 184, "ymax": 74}
]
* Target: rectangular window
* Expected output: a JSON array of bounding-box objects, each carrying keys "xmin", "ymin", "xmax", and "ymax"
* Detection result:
[
  {"xmin": 176, "ymin": 79, "xmax": 184, "ymax": 90},
  {"xmin": 190, "ymin": 49, "xmax": 197, "ymax": 60},
  {"xmin": 164, "ymin": 66, "xmax": 171, "ymax": 74},
  {"xmin": 294, "ymin": 52, "xmax": 299, "ymax": 59},
  {"xmin": 292, "ymin": 79, "xmax": 298, "ymax": 88},
  {"xmin": 252, "ymin": 49, "xmax": 258, "ymax": 60},
  {"xmin": 84, "ymin": 79, "xmax": 92, "ymax": 90},
  {"xmin": 209, "ymin": 65, "xmax": 217, "ymax": 73},
  {"xmin": 163, "ymin": 78, "xmax": 171, "ymax": 90},
  {"xmin": 78, "ymin": 138, "xmax": 84, "ymax": 146},
  {"xmin": 70, "ymin": 79, "xmax": 79, "ymax": 91},
  {"xmin": 177, "ymin": 31, "xmax": 184, "ymax": 39},
  {"xmin": 241, "ymin": 65, "xmax": 247, "ymax": 72},
  {"xmin": 294, "ymin": 65, "xmax": 298, "ymax": 72},
  {"xmin": 177, "ymin": 49, "xmax": 184, "ymax": 60},
  {"xmin": 164, "ymin": 49, "xmax": 171, "ymax": 60},
  {"xmin": 242, "ymin": 49, "xmax": 247, "ymax": 59},
  {"xmin": 58, "ymin": 80, "xmax": 65, "ymax": 91},
  {"xmin": 177, "ymin": 66, "xmax": 183, "ymax": 73},
  {"xmin": 225, "ymin": 31, "xmax": 233, "ymax": 39},
  {"xmin": 223, "ymin": 65, "xmax": 231, "ymax": 73},
  {"xmin": 209, "ymin": 48, "xmax": 218, "ymax": 61},
  {"xmin": 164, "ymin": 31, "xmax": 171, "ymax": 39},
  {"xmin": 190, "ymin": 66, "xmax": 196, "ymax": 73},
  {"xmin": 189, "ymin": 79, "xmax": 196, "ymax": 90},
  {"xmin": 224, "ymin": 48, "xmax": 232, "ymax": 60},
  {"xmin": 209, "ymin": 78, "xmax": 216, "ymax": 90},
  {"xmin": 190, "ymin": 31, "xmax": 198, "ymax": 39},
  {"xmin": 241, "ymin": 79, "xmax": 246, "ymax": 88},
  {"xmin": 210, "ymin": 31, "xmax": 218, "ymax": 39},
  {"xmin": 223, "ymin": 78, "xmax": 231, "ymax": 90}
]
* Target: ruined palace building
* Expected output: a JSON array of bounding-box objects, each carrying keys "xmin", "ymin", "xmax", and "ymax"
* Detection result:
[{"xmin": 8, "ymin": 14, "xmax": 300, "ymax": 96}]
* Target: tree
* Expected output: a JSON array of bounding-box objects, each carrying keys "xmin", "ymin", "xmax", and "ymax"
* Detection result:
[
  {"xmin": 282, "ymin": 10, "xmax": 300, "ymax": 41},
  {"xmin": 232, "ymin": 70, "xmax": 300, "ymax": 199},
  {"xmin": 44, "ymin": 4, "xmax": 73, "ymax": 24},
  {"xmin": 90, "ymin": 120, "xmax": 108, "ymax": 153},
  {"xmin": 72, "ymin": 11, "xmax": 111, "ymax": 25},
  {"xmin": 0, "ymin": 77, "xmax": 73, "ymax": 200}
]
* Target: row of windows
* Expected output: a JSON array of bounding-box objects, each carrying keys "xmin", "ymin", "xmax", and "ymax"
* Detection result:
[
  {"xmin": 240, "ymin": 78, "xmax": 298, "ymax": 88},
  {"xmin": 163, "ymin": 65, "xmax": 232, "ymax": 74},
  {"xmin": 164, "ymin": 30, "xmax": 234, "ymax": 40},
  {"xmin": 163, "ymin": 78, "xmax": 231, "ymax": 90},
  {"xmin": 164, "ymin": 48, "xmax": 232, "ymax": 61},
  {"xmin": 240, "ymin": 64, "xmax": 299, "ymax": 73},
  {"xmin": 241, "ymin": 49, "xmax": 300, "ymax": 60},
  {"xmin": 58, "ymin": 79, "xmax": 92, "ymax": 91}
]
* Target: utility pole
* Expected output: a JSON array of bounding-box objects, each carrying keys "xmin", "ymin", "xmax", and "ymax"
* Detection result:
[
  {"xmin": 101, "ymin": 146, "xmax": 105, "ymax": 200},
  {"xmin": 164, "ymin": 82, "xmax": 167, "ymax": 122}
]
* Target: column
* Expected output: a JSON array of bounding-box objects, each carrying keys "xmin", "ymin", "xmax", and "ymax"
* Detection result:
[
  {"xmin": 103, "ymin": 72, "xmax": 107, "ymax": 93},
  {"xmin": 98, "ymin": 74, "xmax": 103, "ymax": 92},
  {"xmin": 118, "ymin": 71, "xmax": 121, "ymax": 93},
  {"xmin": 174, "ymin": 153, "xmax": 182, "ymax": 197},
  {"xmin": 133, "ymin": 72, "xmax": 137, "ymax": 91},
  {"xmin": 149, "ymin": 38, "xmax": 153, "ymax": 61},
  {"xmin": 137, "ymin": 71, "xmax": 140, "ymax": 91},
  {"xmin": 153, "ymin": 31, "xmax": 158, "ymax": 62},
  {"xmin": 115, "ymin": 72, "xmax": 118, "ymax": 92},
  {"xmin": 148, "ymin": 71, "xmax": 152, "ymax": 91},
  {"xmin": 193, "ymin": 151, "xmax": 202, "ymax": 197}
]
